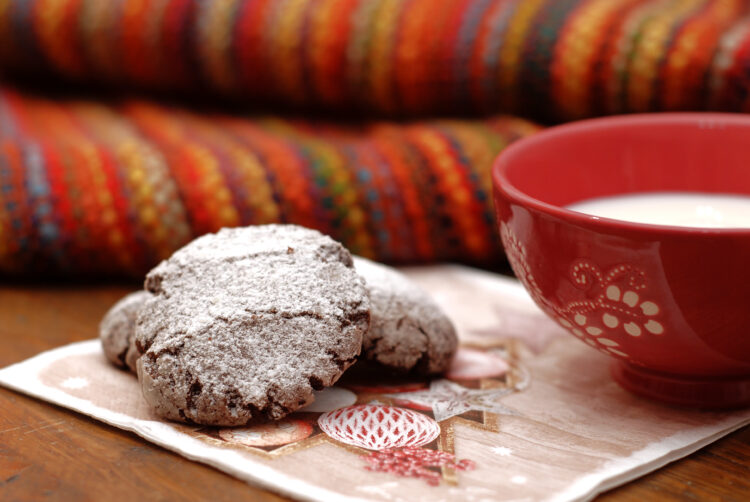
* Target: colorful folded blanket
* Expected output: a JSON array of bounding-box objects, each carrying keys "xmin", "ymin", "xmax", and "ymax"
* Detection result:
[
  {"xmin": 1, "ymin": 0, "xmax": 749, "ymax": 278},
  {"xmin": 0, "ymin": 88, "xmax": 539, "ymax": 277},
  {"xmin": 0, "ymin": 0, "xmax": 747, "ymax": 120}
]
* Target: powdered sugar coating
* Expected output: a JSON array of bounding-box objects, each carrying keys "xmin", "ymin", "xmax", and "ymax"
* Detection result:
[
  {"xmin": 99, "ymin": 290, "xmax": 151, "ymax": 372},
  {"xmin": 136, "ymin": 225, "xmax": 370, "ymax": 426},
  {"xmin": 354, "ymin": 257, "xmax": 457, "ymax": 375}
]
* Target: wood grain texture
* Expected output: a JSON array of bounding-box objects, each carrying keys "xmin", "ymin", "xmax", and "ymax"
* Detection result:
[{"xmin": 0, "ymin": 285, "xmax": 748, "ymax": 501}]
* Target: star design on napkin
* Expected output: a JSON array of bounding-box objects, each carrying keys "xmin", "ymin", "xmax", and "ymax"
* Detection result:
[
  {"xmin": 491, "ymin": 446, "xmax": 513, "ymax": 456},
  {"xmin": 386, "ymin": 379, "xmax": 521, "ymax": 422}
]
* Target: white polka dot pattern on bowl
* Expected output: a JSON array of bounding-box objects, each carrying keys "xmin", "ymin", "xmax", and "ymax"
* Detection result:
[{"xmin": 500, "ymin": 224, "xmax": 665, "ymax": 360}]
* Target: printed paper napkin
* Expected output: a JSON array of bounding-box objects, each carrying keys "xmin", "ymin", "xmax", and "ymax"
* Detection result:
[{"xmin": 1, "ymin": 266, "xmax": 748, "ymax": 502}]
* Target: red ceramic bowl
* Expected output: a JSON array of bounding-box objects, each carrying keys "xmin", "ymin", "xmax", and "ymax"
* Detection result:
[{"xmin": 492, "ymin": 113, "xmax": 750, "ymax": 408}]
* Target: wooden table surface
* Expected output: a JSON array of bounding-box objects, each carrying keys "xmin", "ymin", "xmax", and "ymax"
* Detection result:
[{"xmin": 0, "ymin": 284, "xmax": 748, "ymax": 502}]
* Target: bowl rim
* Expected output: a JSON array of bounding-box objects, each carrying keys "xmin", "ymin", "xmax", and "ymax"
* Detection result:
[{"xmin": 492, "ymin": 112, "xmax": 750, "ymax": 236}]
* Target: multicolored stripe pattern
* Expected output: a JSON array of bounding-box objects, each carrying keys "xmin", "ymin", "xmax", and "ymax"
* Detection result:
[
  {"xmin": 0, "ymin": 0, "xmax": 748, "ymax": 120},
  {"xmin": 2, "ymin": 0, "xmax": 750, "ymax": 277},
  {"xmin": 0, "ymin": 87, "xmax": 539, "ymax": 277}
]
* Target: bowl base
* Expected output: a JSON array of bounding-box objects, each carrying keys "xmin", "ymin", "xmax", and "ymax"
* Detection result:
[{"xmin": 611, "ymin": 361, "xmax": 750, "ymax": 409}]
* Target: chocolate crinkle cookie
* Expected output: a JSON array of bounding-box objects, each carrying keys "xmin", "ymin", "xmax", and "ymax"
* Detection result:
[
  {"xmin": 135, "ymin": 225, "xmax": 370, "ymax": 426},
  {"xmin": 99, "ymin": 290, "xmax": 151, "ymax": 373},
  {"xmin": 353, "ymin": 256, "xmax": 458, "ymax": 376}
]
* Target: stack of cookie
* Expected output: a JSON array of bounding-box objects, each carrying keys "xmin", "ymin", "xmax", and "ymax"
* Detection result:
[{"xmin": 100, "ymin": 225, "xmax": 457, "ymax": 426}]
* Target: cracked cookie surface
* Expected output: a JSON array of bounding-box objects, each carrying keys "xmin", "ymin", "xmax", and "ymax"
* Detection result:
[
  {"xmin": 135, "ymin": 225, "xmax": 370, "ymax": 426},
  {"xmin": 354, "ymin": 257, "xmax": 457, "ymax": 376},
  {"xmin": 100, "ymin": 290, "xmax": 151, "ymax": 373}
]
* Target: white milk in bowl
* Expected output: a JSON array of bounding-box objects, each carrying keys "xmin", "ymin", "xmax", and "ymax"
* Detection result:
[{"xmin": 567, "ymin": 192, "xmax": 750, "ymax": 228}]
